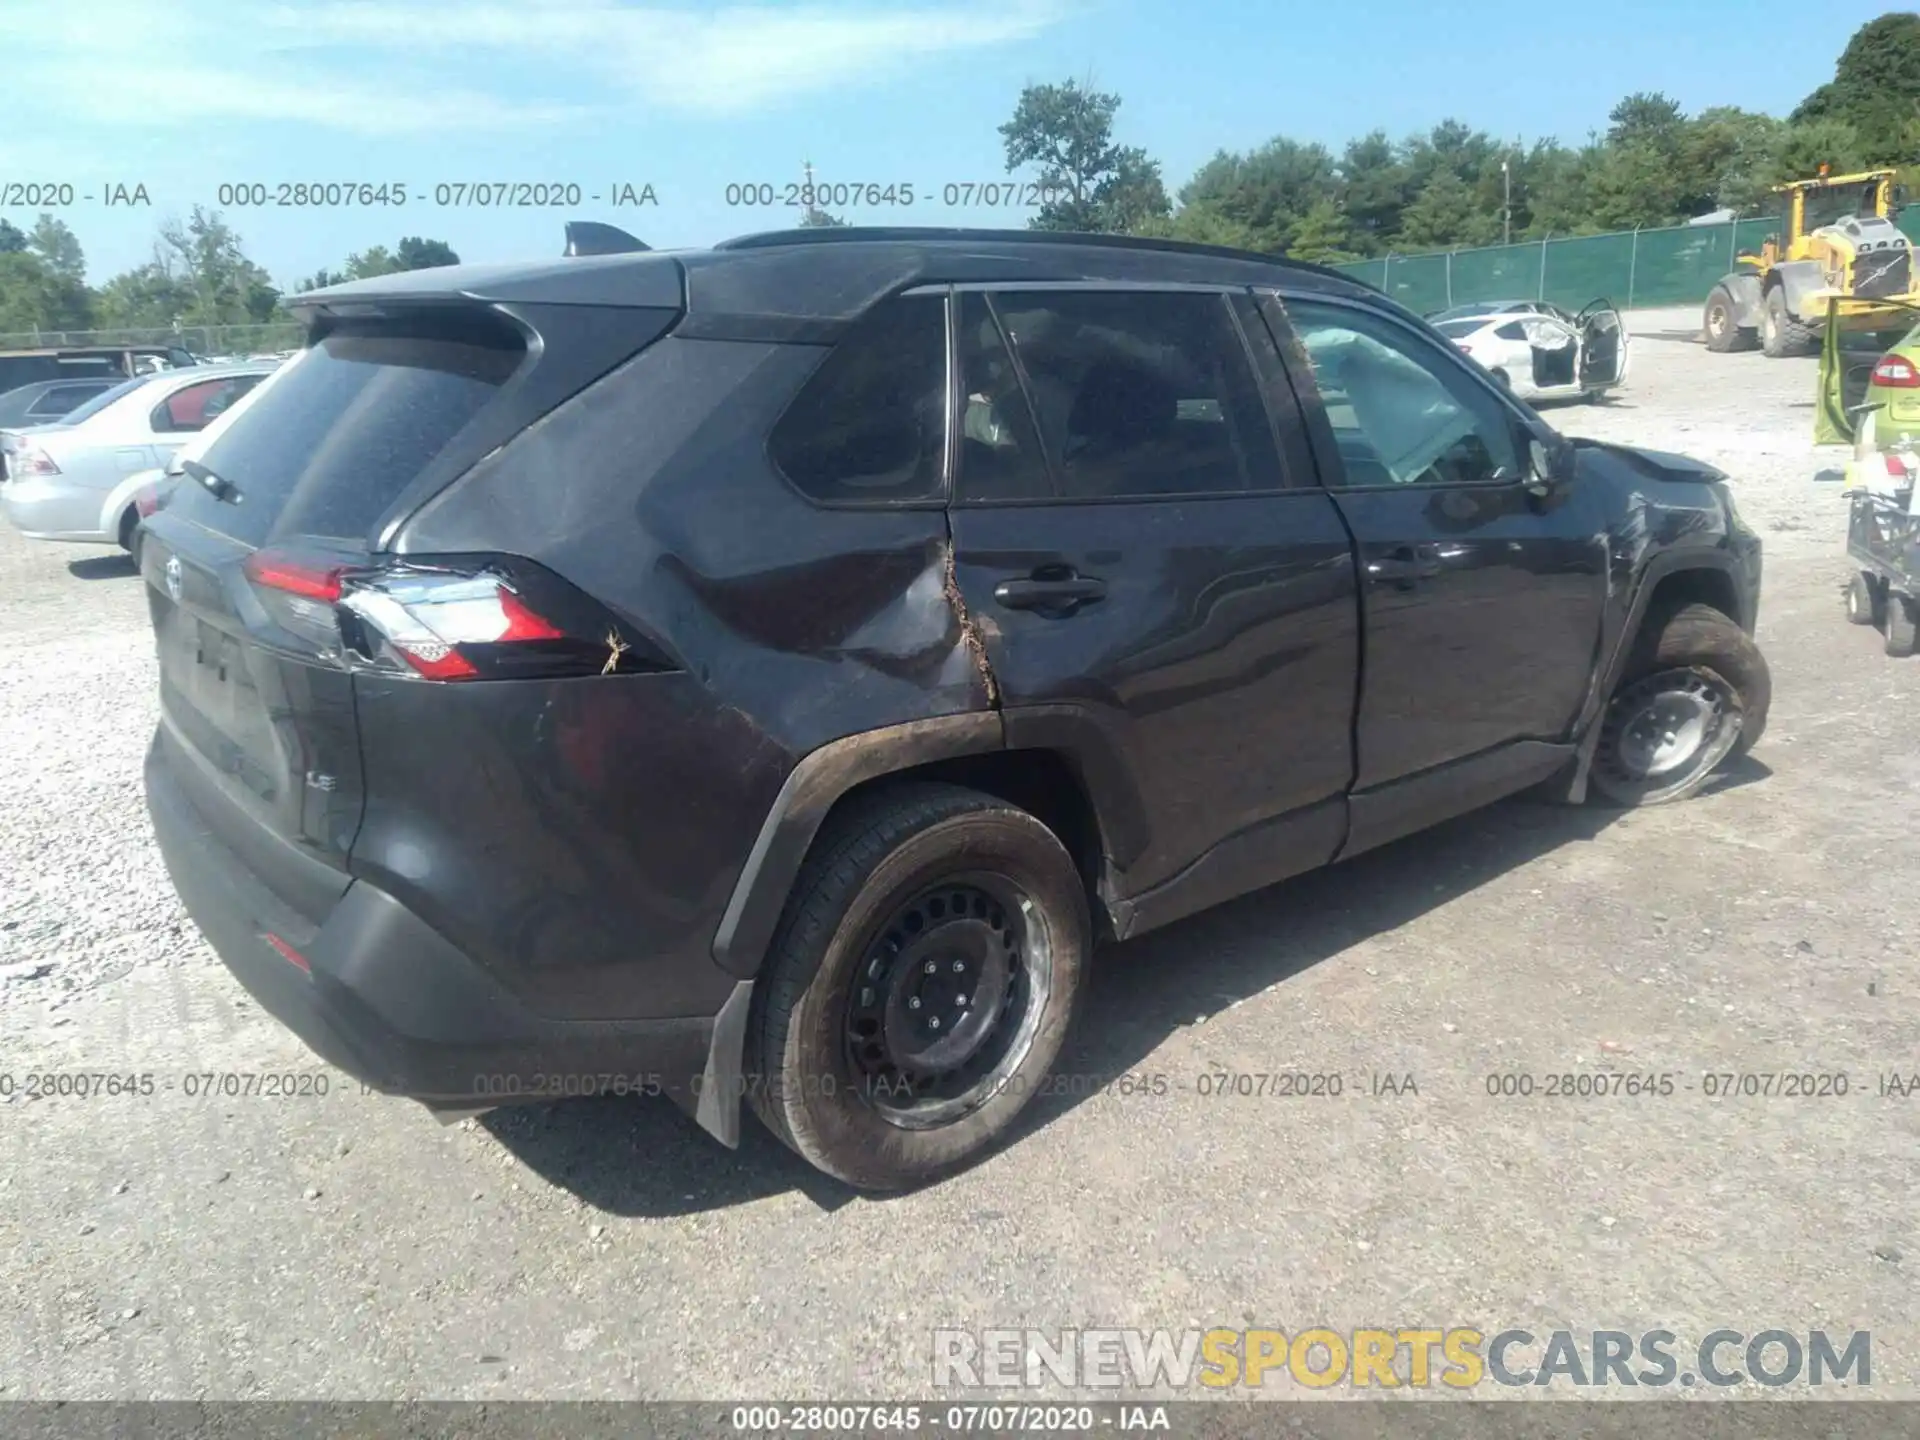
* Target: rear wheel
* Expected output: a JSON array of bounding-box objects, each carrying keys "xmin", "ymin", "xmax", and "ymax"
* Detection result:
[
  {"xmin": 1846, "ymin": 572, "xmax": 1882, "ymax": 627},
  {"xmin": 1590, "ymin": 603, "xmax": 1770, "ymax": 806},
  {"xmin": 1702, "ymin": 287, "xmax": 1755, "ymax": 353},
  {"xmin": 745, "ymin": 782, "xmax": 1088, "ymax": 1191},
  {"xmin": 1760, "ymin": 287, "xmax": 1815, "ymax": 358},
  {"xmin": 1887, "ymin": 593, "xmax": 1919, "ymax": 658},
  {"xmin": 1489, "ymin": 367, "xmax": 1512, "ymax": 391},
  {"xmin": 117, "ymin": 506, "xmax": 141, "ymax": 563}
]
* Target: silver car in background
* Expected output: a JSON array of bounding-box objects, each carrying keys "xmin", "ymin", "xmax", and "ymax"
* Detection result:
[{"xmin": 0, "ymin": 362, "xmax": 276, "ymax": 549}]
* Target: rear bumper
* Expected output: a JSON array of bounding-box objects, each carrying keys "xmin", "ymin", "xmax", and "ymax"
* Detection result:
[
  {"xmin": 0, "ymin": 475, "xmax": 109, "ymax": 541},
  {"xmin": 145, "ymin": 730, "xmax": 730, "ymax": 1120}
]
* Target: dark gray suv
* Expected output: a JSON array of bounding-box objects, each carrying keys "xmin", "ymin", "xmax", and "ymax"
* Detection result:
[{"xmin": 142, "ymin": 226, "xmax": 1768, "ymax": 1190}]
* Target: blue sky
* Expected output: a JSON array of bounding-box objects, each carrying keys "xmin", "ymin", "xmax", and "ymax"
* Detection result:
[{"xmin": 0, "ymin": 0, "xmax": 1893, "ymax": 290}]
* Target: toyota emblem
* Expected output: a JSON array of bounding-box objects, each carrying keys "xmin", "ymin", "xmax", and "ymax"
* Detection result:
[{"xmin": 165, "ymin": 555, "xmax": 183, "ymax": 603}]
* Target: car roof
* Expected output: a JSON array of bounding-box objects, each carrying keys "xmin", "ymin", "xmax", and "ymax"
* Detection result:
[{"xmin": 291, "ymin": 227, "xmax": 1379, "ymax": 338}]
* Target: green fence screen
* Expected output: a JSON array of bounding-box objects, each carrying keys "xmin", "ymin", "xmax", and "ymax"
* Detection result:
[{"xmin": 1336, "ymin": 210, "xmax": 1920, "ymax": 313}]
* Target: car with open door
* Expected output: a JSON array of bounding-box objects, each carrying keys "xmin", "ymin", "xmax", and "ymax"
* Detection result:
[{"xmin": 1433, "ymin": 298, "xmax": 1629, "ymax": 403}]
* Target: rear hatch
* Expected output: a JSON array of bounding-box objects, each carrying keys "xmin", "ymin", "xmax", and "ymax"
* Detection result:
[{"xmin": 141, "ymin": 297, "xmax": 680, "ymax": 921}]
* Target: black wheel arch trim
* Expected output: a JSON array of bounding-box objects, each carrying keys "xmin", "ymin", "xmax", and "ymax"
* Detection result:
[{"xmin": 710, "ymin": 711, "xmax": 1008, "ymax": 982}]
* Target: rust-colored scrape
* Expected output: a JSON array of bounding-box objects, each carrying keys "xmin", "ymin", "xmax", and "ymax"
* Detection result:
[{"xmin": 941, "ymin": 542, "xmax": 1000, "ymax": 707}]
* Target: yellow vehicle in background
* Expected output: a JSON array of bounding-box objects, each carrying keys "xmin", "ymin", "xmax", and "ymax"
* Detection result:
[{"xmin": 1704, "ymin": 167, "xmax": 1919, "ymax": 358}]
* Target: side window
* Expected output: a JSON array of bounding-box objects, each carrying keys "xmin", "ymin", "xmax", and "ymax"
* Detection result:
[
  {"xmin": 985, "ymin": 289, "xmax": 1282, "ymax": 500},
  {"xmin": 153, "ymin": 375, "xmax": 262, "ymax": 434},
  {"xmin": 1282, "ymin": 299, "xmax": 1522, "ymax": 489},
  {"xmin": 954, "ymin": 292, "xmax": 1052, "ymax": 502},
  {"xmin": 1493, "ymin": 321, "xmax": 1527, "ymax": 342},
  {"xmin": 769, "ymin": 294, "xmax": 947, "ymax": 504}
]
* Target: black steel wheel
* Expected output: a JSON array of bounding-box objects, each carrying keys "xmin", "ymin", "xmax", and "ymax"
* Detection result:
[
  {"xmin": 842, "ymin": 875, "xmax": 1050, "ymax": 1129},
  {"xmin": 1589, "ymin": 602, "xmax": 1770, "ymax": 807},
  {"xmin": 745, "ymin": 782, "xmax": 1088, "ymax": 1190}
]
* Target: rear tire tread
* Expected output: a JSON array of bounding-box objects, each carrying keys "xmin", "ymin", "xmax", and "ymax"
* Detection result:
[{"xmin": 745, "ymin": 781, "xmax": 1085, "ymax": 1190}]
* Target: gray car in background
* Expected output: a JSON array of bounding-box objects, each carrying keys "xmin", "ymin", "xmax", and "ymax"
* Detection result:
[
  {"xmin": 0, "ymin": 362, "xmax": 276, "ymax": 549},
  {"xmin": 0, "ymin": 377, "xmax": 125, "ymax": 429}
]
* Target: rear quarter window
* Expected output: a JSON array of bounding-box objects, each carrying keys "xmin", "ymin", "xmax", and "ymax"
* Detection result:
[{"xmin": 768, "ymin": 294, "xmax": 947, "ymax": 505}]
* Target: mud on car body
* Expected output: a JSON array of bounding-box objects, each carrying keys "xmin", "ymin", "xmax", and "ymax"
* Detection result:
[{"xmin": 141, "ymin": 226, "xmax": 1768, "ymax": 1190}]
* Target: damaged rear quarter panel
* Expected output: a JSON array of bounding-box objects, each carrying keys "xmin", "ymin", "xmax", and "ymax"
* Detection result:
[{"xmin": 397, "ymin": 331, "xmax": 991, "ymax": 760}]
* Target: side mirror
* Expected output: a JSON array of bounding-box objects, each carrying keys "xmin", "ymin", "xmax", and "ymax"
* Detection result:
[{"xmin": 1524, "ymin": 435, "xmax": 1563, "ymax": 498}]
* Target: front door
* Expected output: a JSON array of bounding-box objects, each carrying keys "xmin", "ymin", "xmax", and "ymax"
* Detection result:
[
  {"xmin": 1262, "ymin": 293, "xmax": 1607, "ymax": 814},
  {"xmin": 944, "ymin": 286, "xmax": 1360, "ymax": 909},
  {"xmin": 1576, "ymin": 300, "xmax": 1629, "ymax": 389}
]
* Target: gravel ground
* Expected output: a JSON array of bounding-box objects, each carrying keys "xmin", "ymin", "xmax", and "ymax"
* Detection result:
[{"xmin": 0, "ymin": 306, "xmax": 1915, "ymax": 1403}]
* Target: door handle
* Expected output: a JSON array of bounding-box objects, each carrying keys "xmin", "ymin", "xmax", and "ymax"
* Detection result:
[
  {"xmin": 993, "ymin": 572, "xmax": 1108, "ymax": 613},
  {"xmin": 1365, "ymin": 545, "xmax": 1443, "ymax": 589}
]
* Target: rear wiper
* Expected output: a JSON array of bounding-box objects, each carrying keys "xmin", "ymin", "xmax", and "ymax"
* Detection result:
[{"xmin": 183, "ymin": 458, "xmax": 241, "ymax": 504}]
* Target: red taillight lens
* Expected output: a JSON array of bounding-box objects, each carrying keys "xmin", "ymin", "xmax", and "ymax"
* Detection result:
[
  {"xmin": 134, "ymin": 483, "xmax": 161, "ymax": 518},
  {"xmin": 1888, "ymin": 454, "xmax": 1914, "ymax": 478},
  {"xmin": 1873, "ymin": 355, "xmax": 1920, "ymax": 388},
  {"xmin": 236, "ymin": 547, "xmax": 667, "ymax": 683},
  {"xmin": 244, "ymin": 548, "xmax": 346, "ymax": 601},
  {"xmin": 339, "ymin": 561, "xmax": 661, "ymax": 683}
]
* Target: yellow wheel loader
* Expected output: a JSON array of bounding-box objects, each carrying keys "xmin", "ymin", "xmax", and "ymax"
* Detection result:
[{"xmin": 1702, "ymin": 167, "xmax": 1920, "ymax": 358}]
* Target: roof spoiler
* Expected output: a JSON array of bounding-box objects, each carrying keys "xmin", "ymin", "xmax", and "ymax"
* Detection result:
[{"xmin": 564, "ymin": 221, "xmax": 650, "ymax": 257}]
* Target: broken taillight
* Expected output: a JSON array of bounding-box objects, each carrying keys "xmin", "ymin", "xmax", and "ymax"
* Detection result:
[
  {"xmin": 242, "ymin": 547, "xmax": 664, "ymax": 682},
  {"xmin": 1873, "ymin": 355, "xmax": 1920, "ymax": 388}
]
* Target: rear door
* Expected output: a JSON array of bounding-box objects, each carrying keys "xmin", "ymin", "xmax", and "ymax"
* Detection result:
[
  {"xmin": 1576, "ymin": 299, "xmax": 1628, "ymax": 388},
  {"xmin": 945, "ymin": 285, "xmax": 1359, "ymax": 908}
]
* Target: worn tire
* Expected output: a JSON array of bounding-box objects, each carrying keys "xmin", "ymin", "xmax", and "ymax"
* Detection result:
[
  {"xmin": 117, "ymin": 506, "xmax": 139, "ymax": 553},
  {"xmin": 1702, "ymin": 287, "xmax": 1755, "ymax": 353},
  {"xmin": 744, "ymin": 782, "xmax": 1088, "ymax": 1191},
  {"xmin": 1760, "ymin": 287, "xmax": 1815, "ymax": 359},
  {"xmin": 1846, "ymin": 573, "xmax": 1881, "ymax": 627},
  {"xmin": 1589, "ymin": 602, "xmax": 1771, "ymax": 806},
  {"xmin": 1886, "ymin": 593, "xmax": 1919, "ymax": 658}
]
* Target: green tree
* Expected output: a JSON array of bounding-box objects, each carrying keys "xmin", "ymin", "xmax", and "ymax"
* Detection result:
[
  {"xmin": 0, "ymin": 252, "xmax": 92, "ymax": 333},
  {"xmin": 1174, "ymin": 138, "xmax": 1339, "ymax": 253},
  {"xmin": 1286, "ymin": 198, "xmax": 1359, "ymax": 262},
  {"xmin": 395, "ymin": 236, "xmax": 461, "ymax": 269},
  {"xmin": 1793, "ymin": 12, "xmax": 1920, "ymax": 162},
  {"xmin": 1000, "ymin": 79, "xmax": 1171, "ymax": 233},
  {"xmin": 1396, "ymin": 170, "xmax": 1495, "ymax": 249},
  {"xmin": 0, "ymin": 217, "xmax": 29, "ymax": 254},
  {"xmin": 1338, "ymin": 130, "xmax": 1412, "ymax": 254},
  {"xmin": 1607, "ymin": 92, "xmax": 1688, "ymax": 147},
  {"xmin": 1771, "ymin": 117, "xmax": 1871, "ymax": 182},
  {"xmin": 27, "ymin": 214, "xmax": 86, "ymax": 284}
]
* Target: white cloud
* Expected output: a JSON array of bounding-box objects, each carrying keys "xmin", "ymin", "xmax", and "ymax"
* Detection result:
[{"xmin": 0, "ymin": 0, "xmax": 1064, "ymax": 134}]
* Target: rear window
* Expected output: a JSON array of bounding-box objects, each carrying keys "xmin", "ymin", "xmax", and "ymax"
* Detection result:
[
  {"xmin": 53, "ymin": 375, "xmax": 148, "ymax": 425},
  {"xmin": 171, "ymin": 320, "xmax": 525, "ymax": 547}
]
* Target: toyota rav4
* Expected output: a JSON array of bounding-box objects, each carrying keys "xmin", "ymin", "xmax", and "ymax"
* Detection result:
[{"xmin": 142, "ymin": 226, "xmax": 1768, "ymax": 1190}]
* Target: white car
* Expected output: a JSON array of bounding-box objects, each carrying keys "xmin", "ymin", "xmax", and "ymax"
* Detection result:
[
  {"xmin": 1431, "ymin": 300, "xmax": 1629, "ymax": 403},
  {"xmin": 0, "ymin": 362, "xmax": 275, "ymax": 549}
]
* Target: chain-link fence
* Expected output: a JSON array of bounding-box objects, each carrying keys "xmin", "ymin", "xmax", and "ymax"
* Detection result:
[
  {"xmin": 1335, "ymin": 209, "xmax": 1920, "ymax": 315},
  {"xmin": 0, "ymin": 322, "xmax": 305, "ymax": 356}
]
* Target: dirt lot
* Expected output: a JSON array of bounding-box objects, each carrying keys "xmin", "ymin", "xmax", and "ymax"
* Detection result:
[{"xmin": 0, "ymin": 307, "xmax": 1915, "ymax": 1402}]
